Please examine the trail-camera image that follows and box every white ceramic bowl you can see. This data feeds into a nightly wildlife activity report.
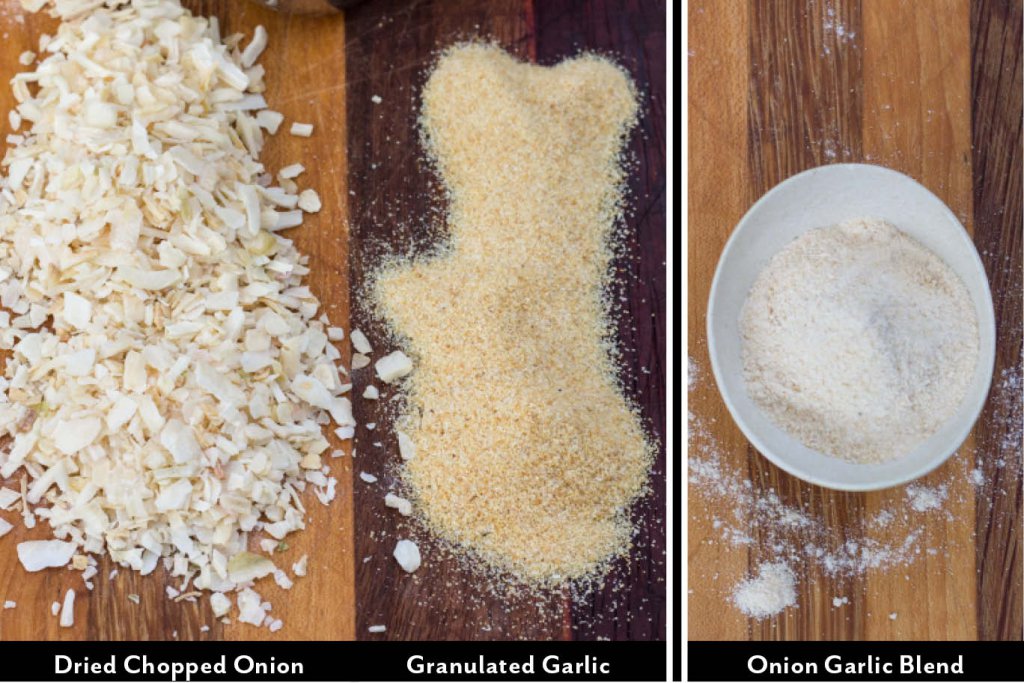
[707,164,996,491]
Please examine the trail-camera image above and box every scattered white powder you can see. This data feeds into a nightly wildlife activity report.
[688,357,699,392]
[731,562,797,619]
[869,510,896,528]
[993,366,1023,453]
[823,6,857,42]
[969,468,985,487]
[690,440,923,577]
[905,484,948,512]
[689,355,1021,620]
[740,218,979,463]
[820,5,857,57]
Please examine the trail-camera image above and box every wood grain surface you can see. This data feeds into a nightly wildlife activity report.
[688,0,1022,641]
[971,0,1024,639]
[0,0,666,641]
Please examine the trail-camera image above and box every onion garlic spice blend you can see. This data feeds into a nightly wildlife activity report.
[373,44,652,583]
[740,218,979,463]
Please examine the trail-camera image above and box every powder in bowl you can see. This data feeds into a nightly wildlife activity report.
[739,218,979,463]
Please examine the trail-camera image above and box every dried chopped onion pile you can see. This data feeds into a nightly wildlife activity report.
[0,0,352,626]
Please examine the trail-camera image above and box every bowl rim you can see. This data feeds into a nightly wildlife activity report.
[705,162,996,492]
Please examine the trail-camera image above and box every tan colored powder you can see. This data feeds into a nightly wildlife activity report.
[374,44,650,583]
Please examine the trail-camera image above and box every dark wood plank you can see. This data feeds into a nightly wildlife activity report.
[970,0,1024,642]
[345,0,570,641]
[530,0,667,642]
[745,0,866,641]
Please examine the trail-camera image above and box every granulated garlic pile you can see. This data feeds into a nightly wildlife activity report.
[0,0,351,628]
[373,45,651,583]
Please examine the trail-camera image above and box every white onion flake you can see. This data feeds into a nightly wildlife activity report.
[396,430,416,461]
[17,540,76,572]
[393,539,421,573]
[0,0,353,630]
[384,493,412,516]
[375,351,414,383]
[227,552,276,585]
[59,589,76,628]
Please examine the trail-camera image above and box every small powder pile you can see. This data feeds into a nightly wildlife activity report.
[732,562,797,619]
[740,218,979,463]
[905,484,948,512]
[373,44,650,582]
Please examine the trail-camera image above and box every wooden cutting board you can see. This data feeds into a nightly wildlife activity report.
[0,0,666,641]
[689,0,1021,641]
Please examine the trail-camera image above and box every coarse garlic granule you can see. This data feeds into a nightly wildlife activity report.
[0,0,351,616]
[374,44,651,583]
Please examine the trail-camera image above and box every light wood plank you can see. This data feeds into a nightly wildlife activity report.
[861,0,977,640]
[210,1,354,642]
[686,0,751,641]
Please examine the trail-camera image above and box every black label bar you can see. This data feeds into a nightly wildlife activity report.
[0,641,667,682]
[688,641,1024,681]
